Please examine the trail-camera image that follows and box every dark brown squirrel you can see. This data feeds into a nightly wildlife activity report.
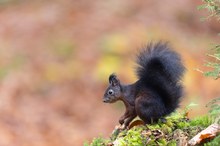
[103,42,185,128]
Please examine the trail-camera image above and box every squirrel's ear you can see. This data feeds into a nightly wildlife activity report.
[109,74,120,86]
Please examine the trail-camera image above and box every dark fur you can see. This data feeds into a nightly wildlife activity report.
[103,42,185,127]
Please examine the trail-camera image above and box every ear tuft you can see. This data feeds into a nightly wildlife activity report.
[109,73,116,83]
[109,73,120,86]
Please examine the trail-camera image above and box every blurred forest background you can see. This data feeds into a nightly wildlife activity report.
[0,0,219,146]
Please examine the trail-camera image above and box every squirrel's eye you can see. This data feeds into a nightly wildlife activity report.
[108,89,114,95]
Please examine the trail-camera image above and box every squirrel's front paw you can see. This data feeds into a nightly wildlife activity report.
[114,124,127,131]
[119,119,124,125]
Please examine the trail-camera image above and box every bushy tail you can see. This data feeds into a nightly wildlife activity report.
[136,42,185,113]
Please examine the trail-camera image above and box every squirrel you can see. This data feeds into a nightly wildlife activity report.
[103,42,185,128]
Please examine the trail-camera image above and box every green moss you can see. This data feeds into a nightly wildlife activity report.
[84,137,107,146]
[146,124,160,130]
[167,140,177,146]
[116,126,147,146]
[161,124,172,134]
[190,115,212,127]
[85,111,219,146]
[157,138,167,145]
[204,134,220,146]
[176,121,190,129]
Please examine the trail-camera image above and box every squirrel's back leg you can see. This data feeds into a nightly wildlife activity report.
[135,95,166,124]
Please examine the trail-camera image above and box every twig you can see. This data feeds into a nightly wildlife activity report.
[195,69,204,74]
[188,123,220,146]
[207,54,220,61]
